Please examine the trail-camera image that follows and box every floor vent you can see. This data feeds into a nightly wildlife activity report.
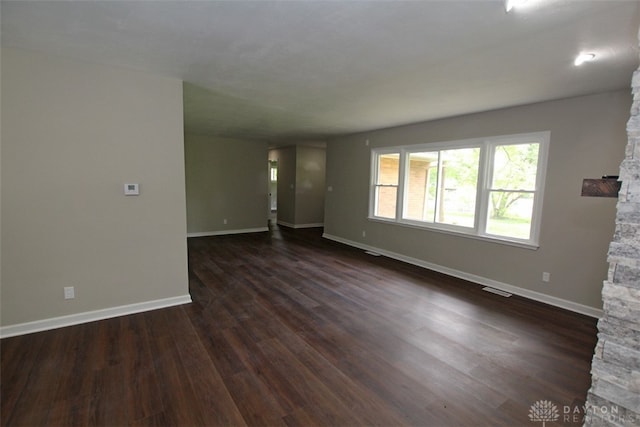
[482,287,512,297]
[365,251,382,257]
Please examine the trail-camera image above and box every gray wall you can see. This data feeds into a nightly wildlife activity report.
[324,90,631,312]
[295,146,326,226]
[185,134,268,235]
[1,48,189,327]
[270,146,297,226]
[270,145,326,227]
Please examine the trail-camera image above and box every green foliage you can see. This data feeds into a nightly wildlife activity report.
[490,143,538,219]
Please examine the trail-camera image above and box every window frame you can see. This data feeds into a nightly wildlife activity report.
[370,148,402,219]
[368,131,550,249]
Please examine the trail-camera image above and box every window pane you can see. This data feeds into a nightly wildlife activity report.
[491,143,539,190]
[486,191,534,239]
[404,152,438,221]
[425,167,438,222]
[377,153,400,185]
[437,148,480,227]
[375,186,397,219]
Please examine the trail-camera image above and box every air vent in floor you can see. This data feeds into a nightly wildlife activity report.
[482,287,512,297]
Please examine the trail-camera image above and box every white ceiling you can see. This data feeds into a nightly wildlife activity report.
[2,1,639,142]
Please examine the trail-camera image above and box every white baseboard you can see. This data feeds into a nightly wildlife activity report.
[277,221,324,229]
[322,233,602,319]
[0,294,192,339]
[187,227,268,237]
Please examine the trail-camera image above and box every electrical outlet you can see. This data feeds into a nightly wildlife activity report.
[542,272,550,283]
[223,219,227,225]
[362,230,366,238]
[64,286,75,300]
[124,183,139,196]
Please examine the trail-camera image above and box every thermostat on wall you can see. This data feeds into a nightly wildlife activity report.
[124,183,140,196]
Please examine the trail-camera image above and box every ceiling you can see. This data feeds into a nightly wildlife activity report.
[2,1,639,143]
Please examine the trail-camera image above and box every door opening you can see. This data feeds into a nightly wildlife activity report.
[269,160,278,221]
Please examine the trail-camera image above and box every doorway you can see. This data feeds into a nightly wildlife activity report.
[269,160,278,222]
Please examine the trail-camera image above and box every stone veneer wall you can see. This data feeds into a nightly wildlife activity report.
[585,36,640,426]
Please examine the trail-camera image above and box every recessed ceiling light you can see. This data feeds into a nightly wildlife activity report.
[505,0,528,12]
[574,53,596,66]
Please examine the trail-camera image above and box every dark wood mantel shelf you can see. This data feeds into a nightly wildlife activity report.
[581,177,621,198]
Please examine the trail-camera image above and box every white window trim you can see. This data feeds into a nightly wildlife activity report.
[370,148,401,219]
[368,131,550,249]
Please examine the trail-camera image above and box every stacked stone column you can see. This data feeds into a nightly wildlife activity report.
[585,32,640,427]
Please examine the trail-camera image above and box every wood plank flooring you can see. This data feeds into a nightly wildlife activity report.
[1,225,598,426]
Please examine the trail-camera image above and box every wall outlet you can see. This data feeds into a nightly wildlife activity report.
[64,286,75,300]
[223,218,227,225]
[542,272,551,282]
[124,183,139,196]
[362,230,366,238]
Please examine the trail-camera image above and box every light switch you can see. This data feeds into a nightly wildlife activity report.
[124,183,139,196]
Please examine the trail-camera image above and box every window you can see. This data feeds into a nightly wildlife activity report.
[372,152,400,219]
[485,143,539,240]
[369,132,549,247]
[403,147,480,228]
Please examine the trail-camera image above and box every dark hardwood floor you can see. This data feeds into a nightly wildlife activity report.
[2,225,598,426]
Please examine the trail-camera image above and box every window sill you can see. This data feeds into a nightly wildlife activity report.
[367,216,540,250]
